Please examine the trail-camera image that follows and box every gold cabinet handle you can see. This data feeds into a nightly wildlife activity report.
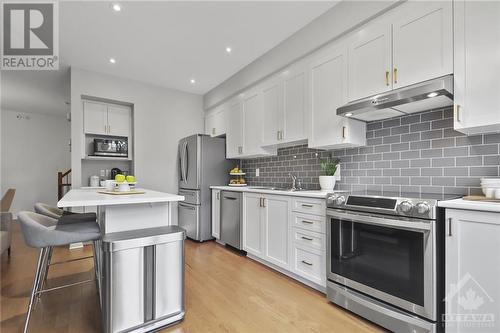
[301,236,313,241]
[301,260,313,266]
[301,220,314,224]
[454,105,462,122]
[385,70,390,86]
[393,68,398,84]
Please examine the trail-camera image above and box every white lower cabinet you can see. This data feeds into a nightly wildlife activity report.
[243,193,265,257]
[243,193,326,290]
[263,195,290,269]
[211,190,221,239]
[445,208,500,333]
[292,244,324,286]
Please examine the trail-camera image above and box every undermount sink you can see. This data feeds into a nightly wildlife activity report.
[248,186,307,192]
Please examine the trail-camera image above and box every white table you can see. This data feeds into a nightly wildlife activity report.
[58,188,184,233]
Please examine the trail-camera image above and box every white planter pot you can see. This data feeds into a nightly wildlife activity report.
[319,176,336,191]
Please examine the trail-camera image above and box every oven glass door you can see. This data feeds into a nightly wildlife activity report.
[329,216,426,307]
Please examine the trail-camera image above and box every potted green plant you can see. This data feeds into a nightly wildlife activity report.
[319,158,340,191]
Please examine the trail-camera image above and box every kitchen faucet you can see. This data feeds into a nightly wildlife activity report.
[289,173,302,191]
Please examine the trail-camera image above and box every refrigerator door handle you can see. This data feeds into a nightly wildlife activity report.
[184,141,189,183]
[179,144,184,182]
[181,141,188,183]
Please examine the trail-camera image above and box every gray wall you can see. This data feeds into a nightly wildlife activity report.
[242,107,500,196]
[1,110,71,216]
[203,1,400,109]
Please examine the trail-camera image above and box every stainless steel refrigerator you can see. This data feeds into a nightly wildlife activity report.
[178,134,234,241]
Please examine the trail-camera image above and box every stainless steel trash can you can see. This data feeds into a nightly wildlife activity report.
[101,226,185,333]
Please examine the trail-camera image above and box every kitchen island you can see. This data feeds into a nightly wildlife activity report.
[58,188,185,333]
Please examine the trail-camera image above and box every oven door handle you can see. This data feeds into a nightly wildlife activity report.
[327,209,431,232]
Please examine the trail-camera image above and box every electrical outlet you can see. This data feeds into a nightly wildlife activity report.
[256,168,260,177]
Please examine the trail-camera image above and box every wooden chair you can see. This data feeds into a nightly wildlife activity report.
[1,188,16,256]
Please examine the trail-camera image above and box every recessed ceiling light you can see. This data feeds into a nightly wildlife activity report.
[345,113,353,117]
[112,3,121,12]
[190,78,196,84]
[109,58,116,64]
[225,47,232,53]
[427,92,439,98]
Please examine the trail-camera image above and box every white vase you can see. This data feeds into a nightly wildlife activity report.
[319,176,336,191]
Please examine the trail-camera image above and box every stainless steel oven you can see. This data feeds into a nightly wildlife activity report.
[325,193,447,333]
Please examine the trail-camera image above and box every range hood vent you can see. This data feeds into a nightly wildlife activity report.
[337,75,453,122]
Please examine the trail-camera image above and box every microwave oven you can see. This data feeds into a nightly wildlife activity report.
[93,138,128,157]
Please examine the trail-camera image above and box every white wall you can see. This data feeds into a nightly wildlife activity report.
[203,0,401,109]
[70,68,204,224]
[1,109,71,216]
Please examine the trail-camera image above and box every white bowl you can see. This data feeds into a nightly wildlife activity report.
[482,188,495,198]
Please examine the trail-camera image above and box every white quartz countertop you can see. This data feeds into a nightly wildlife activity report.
[58,188,185,208]
[210,186,334,199]
[438,198,500,213]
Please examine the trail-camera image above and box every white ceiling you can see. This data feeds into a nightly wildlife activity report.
[2,1,337,116]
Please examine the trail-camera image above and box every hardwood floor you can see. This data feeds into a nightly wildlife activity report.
[1,222,385,333]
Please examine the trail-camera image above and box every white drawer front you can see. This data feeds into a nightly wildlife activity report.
[292,212,325,234]
[292,245,325,285]
[292,197,325,216]
[292,228,325,251]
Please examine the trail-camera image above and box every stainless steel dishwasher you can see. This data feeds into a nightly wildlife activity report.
[220,191,242,249]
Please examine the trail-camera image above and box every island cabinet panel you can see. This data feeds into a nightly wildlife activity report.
[445,209,500,333]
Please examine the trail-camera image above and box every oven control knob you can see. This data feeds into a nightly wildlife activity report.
[399,200,413,214]
[335,196,346,206]
[327,195,336,205]
[415,202,430,215]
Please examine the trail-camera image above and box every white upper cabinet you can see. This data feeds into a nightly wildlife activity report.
[347,0,453,102]
[205,106,226,137]
[309,44,366,149]
[261,64,308,147]
[261,79,282,146]
[107,105,131,137]
[453,0,500,135]
[392,1,453,89]
[83,101,131,137]
[225,99,244,159]
[241,90,276,158]
[242,91,264,156]
[83,101,108,135]
[348,19,392,102]
[282,64,308,144]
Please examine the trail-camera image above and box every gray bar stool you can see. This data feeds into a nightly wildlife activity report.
[34,203,98,293]
[18,211,101,333]
[35,202,96,224]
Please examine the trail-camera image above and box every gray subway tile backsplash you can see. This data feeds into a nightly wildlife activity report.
[241,107,500,196]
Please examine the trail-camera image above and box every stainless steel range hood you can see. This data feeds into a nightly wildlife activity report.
[337,75,453,122]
